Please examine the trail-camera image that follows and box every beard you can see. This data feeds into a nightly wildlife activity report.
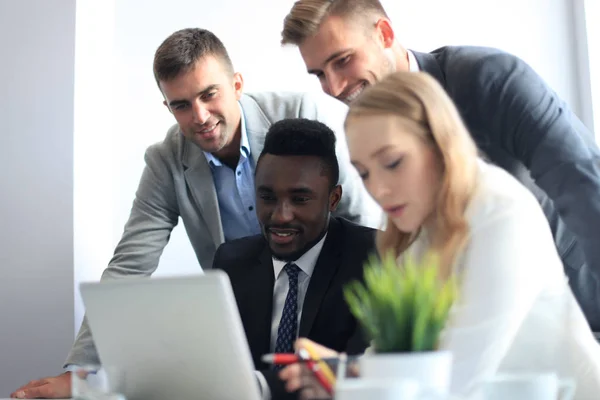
[184,120,230,153]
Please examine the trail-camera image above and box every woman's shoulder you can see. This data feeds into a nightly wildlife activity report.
[466,159,546,231]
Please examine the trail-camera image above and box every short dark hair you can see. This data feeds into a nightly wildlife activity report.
[257,118,340,188]
[153,28,234,85]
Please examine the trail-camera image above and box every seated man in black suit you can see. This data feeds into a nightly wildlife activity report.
[212,118,377,400]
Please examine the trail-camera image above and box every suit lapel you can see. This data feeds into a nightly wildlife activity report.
[411,49,447,88]
[299,218,343,337]
[181,136,224,246]
[239,94,270,169]
[240,244,275,366]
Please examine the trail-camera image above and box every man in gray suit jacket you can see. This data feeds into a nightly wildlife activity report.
[10,28,381,399]
[281,0,600,330]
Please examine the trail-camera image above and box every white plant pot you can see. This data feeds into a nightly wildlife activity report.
[359,350,453,396]
[335,378,421,400]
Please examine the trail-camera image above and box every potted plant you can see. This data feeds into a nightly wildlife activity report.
[343,250,458,395]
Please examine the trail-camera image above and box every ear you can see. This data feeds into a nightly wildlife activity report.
[233,72,244,100]
[163,100,173,114]
[375,18,395,49]
[329,184,343,211]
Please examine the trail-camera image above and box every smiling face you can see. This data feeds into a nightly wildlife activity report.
[255,154,341,261]
[346,114,443,233]
[159,55,243,158]
[298,15,396,104]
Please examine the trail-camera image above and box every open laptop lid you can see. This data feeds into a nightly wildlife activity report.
[79,271,262,400]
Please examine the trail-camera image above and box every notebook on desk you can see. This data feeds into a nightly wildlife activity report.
[79,271,262,400]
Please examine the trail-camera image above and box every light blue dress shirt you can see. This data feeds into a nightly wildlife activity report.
[203,105,261,241]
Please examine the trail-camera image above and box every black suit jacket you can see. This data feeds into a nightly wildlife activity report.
[212,217,376,399]
[413,46,600,330]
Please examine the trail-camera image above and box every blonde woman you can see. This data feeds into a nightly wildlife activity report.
[279,71,600,399]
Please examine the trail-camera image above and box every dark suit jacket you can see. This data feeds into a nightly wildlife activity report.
[413,46,600,329]
[212,217,376,400]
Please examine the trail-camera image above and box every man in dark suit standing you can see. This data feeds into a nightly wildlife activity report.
[212,118,376,400]
[280,0,600,331]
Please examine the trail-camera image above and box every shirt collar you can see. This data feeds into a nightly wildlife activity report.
[407,50,420,72]
[272,233,328,279]
[203,103,249,167]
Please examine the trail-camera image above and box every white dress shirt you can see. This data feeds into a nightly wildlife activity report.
[400,160,600,399]
[407,50,420,72]
[269,234,327,352]
[257,234,327,400]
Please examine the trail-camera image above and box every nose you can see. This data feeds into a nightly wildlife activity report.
[191,100,211,124]
[271,201,294,224]
[323,72,346,98]
[365,176,391,205]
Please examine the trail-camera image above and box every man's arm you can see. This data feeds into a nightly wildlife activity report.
[299,92,383,230]
[470,52,600,324]
[65,142,181,365]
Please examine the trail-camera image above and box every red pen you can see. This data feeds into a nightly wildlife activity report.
[261,353,303,365]
[261,353,353,365]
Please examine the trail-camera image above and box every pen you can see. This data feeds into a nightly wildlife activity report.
[298,348,334,395]
[301,341,337,387]
[261,353,357,365]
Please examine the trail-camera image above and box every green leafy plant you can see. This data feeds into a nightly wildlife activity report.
[344,251,458,353]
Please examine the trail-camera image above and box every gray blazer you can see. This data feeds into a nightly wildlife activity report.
[65,91,382,365]
[414,46,600,329]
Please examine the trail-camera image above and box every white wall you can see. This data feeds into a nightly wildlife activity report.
[0,0,76,395]
[73,0,116,337]
[583,0,600,133]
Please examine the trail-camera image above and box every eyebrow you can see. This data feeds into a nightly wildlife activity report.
[351,145,396,166]
[167,84,219,107]
[307,49,352,75]
[370,145,395,159]
[256,186,315,194]
[289,187,314,195]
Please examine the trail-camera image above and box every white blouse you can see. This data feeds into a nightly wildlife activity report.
[403,160,600,399]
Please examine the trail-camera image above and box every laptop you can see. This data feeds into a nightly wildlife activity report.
[79,271,262,400]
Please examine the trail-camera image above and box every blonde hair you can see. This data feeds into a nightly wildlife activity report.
[345,72,480,279]
[281,0,388,45]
